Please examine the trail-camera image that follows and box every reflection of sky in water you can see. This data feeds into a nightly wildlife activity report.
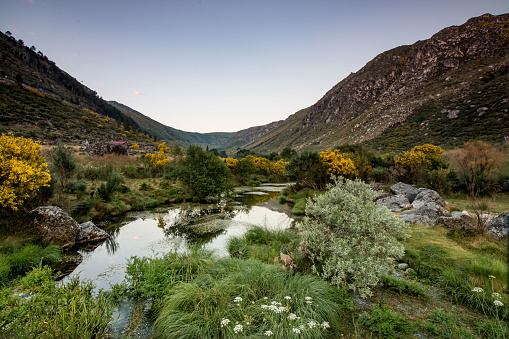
[63,200,292,291]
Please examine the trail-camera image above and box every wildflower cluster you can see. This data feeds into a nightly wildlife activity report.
[224,158,238,169]
[145,142,171,168]
[219,295,332,337]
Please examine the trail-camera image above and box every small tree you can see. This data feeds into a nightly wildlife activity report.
[177,145,233,201]
[51,142,76,194]
[298,177,408,297]
[0,134,51,211]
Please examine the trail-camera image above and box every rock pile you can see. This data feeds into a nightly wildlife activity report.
[377,182,508,239]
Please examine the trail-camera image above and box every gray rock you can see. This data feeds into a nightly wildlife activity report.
[412,188,446,209]
[398,263,409,270]
[377,194,412,211]
[486,212,509,240]
[404,268,415,275]
[390,182,421,203]
[402,202,450,225]
[76,221,109,246]
[447,110,460,119]
[436,216,475,229]
[26,206,79,250]
[400,212,430,226]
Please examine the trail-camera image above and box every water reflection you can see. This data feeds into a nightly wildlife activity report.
[63,187,291,291]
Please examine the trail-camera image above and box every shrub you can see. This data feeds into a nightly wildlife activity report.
[51,142,77,192]
[96,171,123,202]
[298,177,408,297]
[177,145,234,201]
[319,149,358,178]
[452,141,502,196]
[285,152,328,189]
[130,144,140,150]
[0,133,51,210]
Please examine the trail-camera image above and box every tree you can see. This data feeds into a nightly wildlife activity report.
[5,31,12,37]
[286,151,328,189]
[0,134,51,211]
[177,145,233,201]
[298,177,408,297]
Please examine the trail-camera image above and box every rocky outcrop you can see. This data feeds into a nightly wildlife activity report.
[26,206,80,250]
[27,207,109,251]
[412,189,447,209]
[75,221,109,247]
[435,211,476,229]
[401,203,451,225]
[486,212,509,240]
[376,195,412,212]
[389,183,420,203]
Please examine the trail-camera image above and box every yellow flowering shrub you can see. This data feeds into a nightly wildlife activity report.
[157,142,171,154]
[145,150,170,167]
[244,155,287,175]
[395,150,426,168]
[97,124,103,129]
[0,134,51,210]
[396,144,444,169]
[224,158,238,169]
[130,144,140,150]
[319,149,358,177]
[81,116,90,123]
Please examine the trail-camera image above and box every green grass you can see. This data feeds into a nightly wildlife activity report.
[0,265,113,338]
[359,303,416,338]
[444,192,509,214]
[380,275,429,300]
[227,226,301,264]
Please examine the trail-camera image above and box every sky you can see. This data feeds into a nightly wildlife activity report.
[2,0,509,133]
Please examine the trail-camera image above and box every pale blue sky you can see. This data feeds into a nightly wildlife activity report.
[2,0,508,133]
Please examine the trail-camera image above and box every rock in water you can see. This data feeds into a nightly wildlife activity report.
[76,221,109,247]
[27,206,79,250]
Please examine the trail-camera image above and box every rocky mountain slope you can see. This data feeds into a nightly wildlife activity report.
[236,13,509,153]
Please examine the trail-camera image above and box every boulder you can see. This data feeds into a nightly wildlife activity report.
[400,213,430,226]
[75,221,109,247]
[486,212,509,240]
[436,214,475,229]
[377,195,412,211]
[402,202,450,225]
[412,188,446,209]
[390,182,420,203]
[26,206,79,250]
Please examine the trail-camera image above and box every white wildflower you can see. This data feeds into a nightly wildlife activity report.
[288,313,298,320]
[492,292,501,299]
[321,321,330,329]
[494,300,504,307]
[234,324,243,333]
[271,301,282,306]
[292,328,301,334]
[306,300,313,305]
[307,321,317,328]
[261,304,269,309]
[471,287,483,293]
[264,297,269,300]
[285,296,292,300]
[220,318,230,327]
[488,275,496,279]
[234,296,242,303]
[305,296,312,301]
[264,330,273,336]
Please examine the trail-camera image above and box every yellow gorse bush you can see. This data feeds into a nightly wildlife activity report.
[130,144,140,150]
[396,144,444,169]
[0,134,51,210]
[146,143,171,167]
[224,158,238,169]
[244,155,288,174]
[319,149,358,177]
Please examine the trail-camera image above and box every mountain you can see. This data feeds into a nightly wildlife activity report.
[0,31,231,148]
[234,13,509,153]
[108,101,233,149]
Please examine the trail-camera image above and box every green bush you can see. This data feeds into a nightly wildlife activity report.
[96,170,123,202]
[177,145,234,202]
[298,177,408,297]
[380,275,428,300]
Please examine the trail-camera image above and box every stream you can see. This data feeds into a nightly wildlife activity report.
[61,184,293,337]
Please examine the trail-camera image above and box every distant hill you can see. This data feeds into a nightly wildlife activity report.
[231,13,509,153]
[108,101,233,149]
[0,31,232,148]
